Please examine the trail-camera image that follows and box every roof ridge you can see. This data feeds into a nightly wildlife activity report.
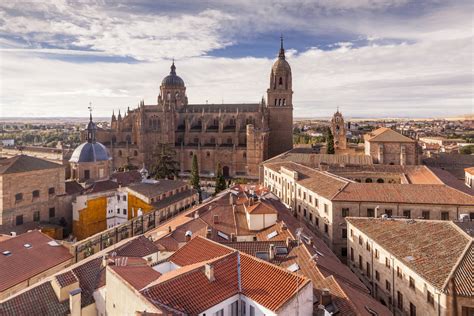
[440,240,473,292]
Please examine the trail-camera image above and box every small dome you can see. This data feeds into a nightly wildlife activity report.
[161,61,185,87]
[70,142,110,163]
[272,58,291,73]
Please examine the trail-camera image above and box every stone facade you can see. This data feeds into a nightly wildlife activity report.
[331,110,347,150]
[364,128,418,165]
[91,40,293,179]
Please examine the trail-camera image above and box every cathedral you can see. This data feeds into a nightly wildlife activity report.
[93,39,293,179]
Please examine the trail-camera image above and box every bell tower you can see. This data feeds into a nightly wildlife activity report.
[267,36,293,158]
[331,108,347,150]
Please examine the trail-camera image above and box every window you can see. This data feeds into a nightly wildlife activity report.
[350,247,354,261]
[441,212,449,220]
[32,190,40,198]
[117,195,120,201]
[403,210,411,218]
[366,262,371,276]
[342,208,349,217]
[375,270,380,281]
[410,302,416,316]
[242,301,246,315]
[341,247,347,257]
[15,193,23,202]
[385,257,390,268]
[303,192,306,200]
[366,242,370,252]
[123,209,126,215]
[375,249,380,259]
[359,255,363,269]
[230,301,238,316]
[397,266,402,278]
[250,306,255,316]
[303,208,307,218]
[33,211,40,222]
[342,229,347,239]
[49,207,55,218]
[16,215,23,226]
[422,210,430,219]
[359,235,363,245]
[324,224,328,234]
[409,276,415,290]
[315,199,319,207]
[397,291,403,310]
[386,280,391,291]
[215,309,224,316]
[122,195,127,201]
[84,169,90,180]
[309,195,312,203]
[324,204,328,214]
[385,209,392,217]
[427,291,434,305]
[315,217,319,227]
[350,229,353,237]
[309,213,313,222]
[367,208,375,217]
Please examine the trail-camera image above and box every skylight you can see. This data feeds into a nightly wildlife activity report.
[217,231,229,240]
[266,231,278,239]
[287,263,299,272]
[2,250,11,256]
[256,252,270,261]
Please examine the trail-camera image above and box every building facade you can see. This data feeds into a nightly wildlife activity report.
[346,218,473,316]
[92,40,293,179]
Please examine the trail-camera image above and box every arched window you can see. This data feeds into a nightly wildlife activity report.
[189,151,193,157]
[206,152,210,157]
[134,150,138,157]
[274,99,277,106]
[243,152,247,158]
[282,99,286,106]
[365,178,373,183]
[377,178,384,183]
[279,77,283,85]
[118,150,122,157]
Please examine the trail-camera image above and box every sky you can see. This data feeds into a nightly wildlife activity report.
[0,0,472,118]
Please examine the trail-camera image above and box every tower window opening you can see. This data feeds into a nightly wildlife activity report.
[279,77,283,85]
[274,99,277,106]
[283,99,286,106]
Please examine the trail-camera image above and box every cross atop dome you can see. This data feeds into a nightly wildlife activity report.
[279,34,285,59]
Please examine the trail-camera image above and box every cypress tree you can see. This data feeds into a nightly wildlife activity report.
[190,154,202,201]
[326,127,335,154]
[214,162,227,194]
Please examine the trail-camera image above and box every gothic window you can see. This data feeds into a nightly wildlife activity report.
[274,99,277,106]
[282,99,286,106]
[279,77,283,85]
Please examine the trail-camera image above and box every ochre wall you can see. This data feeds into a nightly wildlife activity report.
[127,193,153,220]
[73,196,107,240]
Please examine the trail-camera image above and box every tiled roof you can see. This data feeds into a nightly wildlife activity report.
[0,155,63,175]
[114,236,160,258]
[0,230,73,292]
[364,127,415,143]
[142,237,310,314]
[0,282,69,316]
[55,270,78,288]
[346,218,471,290]
[168,235,233,266]
[429,167,474,195]
[69,257,106,307]
[128,180,187,198]
[465,167,474,175]
[111,264,162,290]
[449,242,473,296]
[333,183,474,205]
[83,179,119,194]
[65,180,84,195]
[110,170,142,186]
[265,161,349,199]
[245,200,278,214]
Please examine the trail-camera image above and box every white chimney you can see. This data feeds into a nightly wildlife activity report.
[269,244,275,260]
[69,288,82,316]
[205,264,215,282]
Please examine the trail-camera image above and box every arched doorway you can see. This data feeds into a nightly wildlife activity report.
[222,166,230,178]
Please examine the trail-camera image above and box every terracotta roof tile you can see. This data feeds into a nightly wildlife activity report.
[55,270,78,288]
[0,155,63,175]
[364,127,415,143]
[245,200,278,214]
[449,242,473,296]
[115,236,160,258]
[111,264,161,290]
[168,235,233,266]
[346,218,471,289]
[110,170,142,186]
[0,230,73,292]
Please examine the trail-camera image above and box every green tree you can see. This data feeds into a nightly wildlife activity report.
[326,127,335,154]
[214,162,227,194]
[190,154,202,202]
[150,144,179,179]
[460,145,474,155]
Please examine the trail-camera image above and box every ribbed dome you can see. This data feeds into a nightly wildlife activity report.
[272,58,291,73]
[70,142,110,163]
[161,61,185,87]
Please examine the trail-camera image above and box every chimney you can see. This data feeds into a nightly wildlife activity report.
[229,194,235,205]
[204,263,215,282]
[194,210,199,219]
[206,227,212,238]
[320,288,332,306]
[69,288,82,316]
[101,254,108,268]
[213,215,219,225]
[286,237,292,248]
[185,230,192,242]
[230,233,236,242]
[269,244,275,260]
[281,223,288,230]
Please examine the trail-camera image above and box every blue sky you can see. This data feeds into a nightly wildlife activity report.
[0,0,472,118]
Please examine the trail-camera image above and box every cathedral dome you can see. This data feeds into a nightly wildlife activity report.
[69,142,110,163]
[161,61,185,87]
[271,37,291,74]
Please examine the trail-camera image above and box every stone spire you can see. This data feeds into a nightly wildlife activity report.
[278,35,285,59]
[170,59,176,75]
[112,110,116,121]
[86,103,96,143]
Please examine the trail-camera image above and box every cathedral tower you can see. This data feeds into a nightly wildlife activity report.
[158,61,188,111]
[331,109,347,150]
[266,37,293,158]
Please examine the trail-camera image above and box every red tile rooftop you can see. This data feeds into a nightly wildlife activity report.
[0,230,73,292]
